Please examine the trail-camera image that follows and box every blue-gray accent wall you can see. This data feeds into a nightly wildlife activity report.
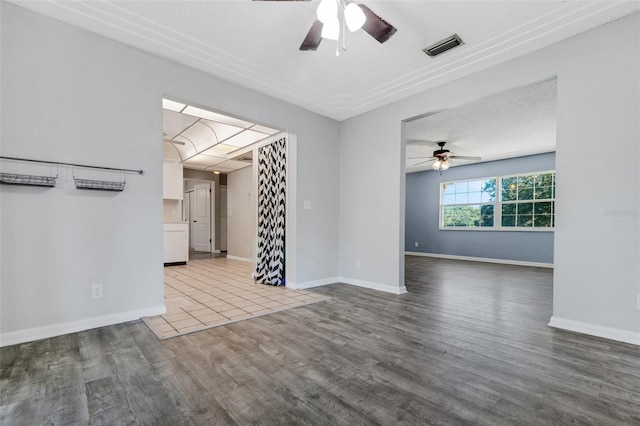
[405,152,556,263]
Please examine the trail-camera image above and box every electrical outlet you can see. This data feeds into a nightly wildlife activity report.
[92,284,103,299]
[356,259,361,269]
[414,242,419,247]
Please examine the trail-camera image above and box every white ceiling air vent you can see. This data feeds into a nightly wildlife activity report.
[423,34,464,57]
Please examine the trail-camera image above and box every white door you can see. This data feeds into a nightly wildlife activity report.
[220,185,227,251]
[192,183,211,252]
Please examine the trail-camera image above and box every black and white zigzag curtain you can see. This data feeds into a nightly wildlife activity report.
[255,137,287,286]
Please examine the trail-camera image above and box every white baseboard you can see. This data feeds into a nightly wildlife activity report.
[288,276,407,295]
[287,276,340,290]
[339,277,408,295]
[0,305,166,348]
[226,255,252,263]
[405,251,553,268]
[548,316,640,346]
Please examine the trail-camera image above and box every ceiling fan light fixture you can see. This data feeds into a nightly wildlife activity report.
[344,2,366,32]
[300,1,396,53]
[321,17,340,40]
[317,0,337,24]
[432,159,450,171]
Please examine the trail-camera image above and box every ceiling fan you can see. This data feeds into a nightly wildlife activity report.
[255,0,397,53]
[409,141,481,172]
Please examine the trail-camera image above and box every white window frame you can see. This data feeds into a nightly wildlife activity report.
[439,177,498,229]
[439,170,556,232]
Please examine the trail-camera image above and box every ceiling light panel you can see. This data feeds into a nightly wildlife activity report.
[182,106,254,129]
[162,98,186,112]
[172,135,198,159]
[213,160,252,171]
[180,122,221,152]
[200,120,245,144]
[200,143,238,157]
[250,124,280,135]
[183,154,227,167]
[162,109,199,139]
[224,130,270,148]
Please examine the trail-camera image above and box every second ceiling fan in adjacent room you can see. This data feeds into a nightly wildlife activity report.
[409,141,481,173]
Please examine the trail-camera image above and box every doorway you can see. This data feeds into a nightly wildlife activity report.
[184,179,216,256]
[161,98,296,289]
[191,183,211,252]
[402,79,557,268]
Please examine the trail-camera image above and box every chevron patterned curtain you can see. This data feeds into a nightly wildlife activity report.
[255,137,287,286]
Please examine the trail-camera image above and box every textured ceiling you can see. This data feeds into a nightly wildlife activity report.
[10,1,640,121]
[405,79,557,173]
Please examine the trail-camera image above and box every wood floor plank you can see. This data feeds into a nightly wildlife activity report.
[1,257,639,424]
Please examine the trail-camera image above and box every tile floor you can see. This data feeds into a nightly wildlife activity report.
[143,258,329,339]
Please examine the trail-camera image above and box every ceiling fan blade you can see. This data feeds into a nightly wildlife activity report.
[408,156,433,159]
[300,20,323,51]
[359,4,397,44]
[452,155,482,160]
[412,159,436,167]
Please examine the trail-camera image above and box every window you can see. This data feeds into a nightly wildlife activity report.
[440,171,555,230]
[501,172,555,228]
[442,179,496,227]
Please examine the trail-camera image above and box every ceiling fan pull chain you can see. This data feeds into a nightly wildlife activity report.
[341,3,347,53]
[336,0,346,56]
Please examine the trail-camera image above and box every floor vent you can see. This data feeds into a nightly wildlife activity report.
[423,34,464,57]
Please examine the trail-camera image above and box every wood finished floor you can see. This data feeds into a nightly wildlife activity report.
[1,257,639,425]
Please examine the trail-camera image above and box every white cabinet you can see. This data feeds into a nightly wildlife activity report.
[163,161,183,200]
[164,223,188,264]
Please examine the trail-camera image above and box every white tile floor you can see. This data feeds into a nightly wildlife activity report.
[143,258,329,339]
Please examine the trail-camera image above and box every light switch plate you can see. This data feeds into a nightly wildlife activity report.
[304,200,311,210]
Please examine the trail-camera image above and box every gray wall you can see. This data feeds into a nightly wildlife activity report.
[405,153,555,263]
[2,2,638,345]
[339,13,639,340]
[183,168,227,186]
[0,3,339,344]
[226,166,255,261]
